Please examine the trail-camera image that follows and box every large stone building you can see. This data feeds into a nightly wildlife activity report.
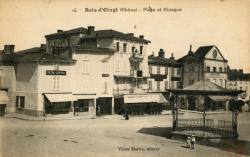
[0,26,166,117]
[178,45,228,88]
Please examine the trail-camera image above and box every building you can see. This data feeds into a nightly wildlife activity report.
[148,49,183,93]
[177,45,229,111]
[1,26,162,116]
[178,45,228,88]
[228,69,250,104]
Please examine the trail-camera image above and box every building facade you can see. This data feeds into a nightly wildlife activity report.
[148,49,182,93]
[178,45,228,88]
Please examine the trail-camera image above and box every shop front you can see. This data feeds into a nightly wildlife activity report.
[44,93,74,114]
[96,97,112,115]
[115,93,168,115]
[73,94,96,115]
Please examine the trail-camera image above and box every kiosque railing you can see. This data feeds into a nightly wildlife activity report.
[176,118,236,137]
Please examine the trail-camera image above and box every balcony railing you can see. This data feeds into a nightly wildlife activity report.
[113,88,148,95]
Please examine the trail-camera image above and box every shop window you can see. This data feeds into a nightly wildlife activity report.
[123,43,127,52]
[149,81,152,90]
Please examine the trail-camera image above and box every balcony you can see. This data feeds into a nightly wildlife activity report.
[130,70,143,78]
[129,52,143,62]
[113,88,148,95]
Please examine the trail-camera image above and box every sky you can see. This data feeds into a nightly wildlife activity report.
[0,0,250,72]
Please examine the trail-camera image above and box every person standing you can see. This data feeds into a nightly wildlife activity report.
[191,135,196,149]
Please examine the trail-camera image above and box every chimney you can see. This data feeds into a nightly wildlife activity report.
[170,53,175,60]
[4,45,15,54]
[188,44,193,55]
[139,35,144,39]
[127,33,134,36]
[87,26,95,34]
[57,30,64,33]
[158,49,165,58]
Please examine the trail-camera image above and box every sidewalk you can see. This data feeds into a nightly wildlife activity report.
[3,110,174,121]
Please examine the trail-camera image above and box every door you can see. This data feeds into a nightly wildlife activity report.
[96,97,112,115]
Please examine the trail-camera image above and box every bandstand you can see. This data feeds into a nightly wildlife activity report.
[168,80,244,139]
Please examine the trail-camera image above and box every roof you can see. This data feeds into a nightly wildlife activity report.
[0,46,75,64]
[74,46,115,53]
[45,27,150,43]
[148,55,182,67]
[178,45,227,63]
[45,27,88,38]
[168,80,244,96]
[228,69,250,81]
[83,29,150,43]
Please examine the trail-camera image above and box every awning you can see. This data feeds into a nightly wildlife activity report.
[45,93,74,103]
[209,95,233,102]
[0,90,9,104]
[73,94,96,100]
[124,94,168,104]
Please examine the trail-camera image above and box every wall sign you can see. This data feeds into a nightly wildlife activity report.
[46,70,66,75]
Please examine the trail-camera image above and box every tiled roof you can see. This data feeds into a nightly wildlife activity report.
[148,56,182,67]
[45,27,88,38]
[0,46,75,64]
[228,69,250,81]
[83,29,150,43]
[74,46,114,53]
[193,45,214,58]
[45,27,150,43]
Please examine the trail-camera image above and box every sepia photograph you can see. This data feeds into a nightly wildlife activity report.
[0,0,250,157]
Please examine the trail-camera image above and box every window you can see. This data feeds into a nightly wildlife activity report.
[123,43,127,52]
[165,67,168,75]
[189,65,194,72]
[157,81,160,90]
[140,46,143,54]
[206,66,210,72]
[82,61,89,74]
[53,76,60,90]
[132,46,135,53]
[213,67,217,72]
[213,79,217,84]
[149,81,152,90]
[165,81,168,90]
[149,66,152,74]
[0,76,2,87]
[116,42,120,51]
[189,79,194,85]
[219,67,223,72]
[177,68,181,75]
[157,66,160,74]
[103,62,108,74]
[104,82,108,94]
[16,96,25,108]
[224,67,227,73]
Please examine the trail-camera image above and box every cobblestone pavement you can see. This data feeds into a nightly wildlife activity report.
[0,112,250,157]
